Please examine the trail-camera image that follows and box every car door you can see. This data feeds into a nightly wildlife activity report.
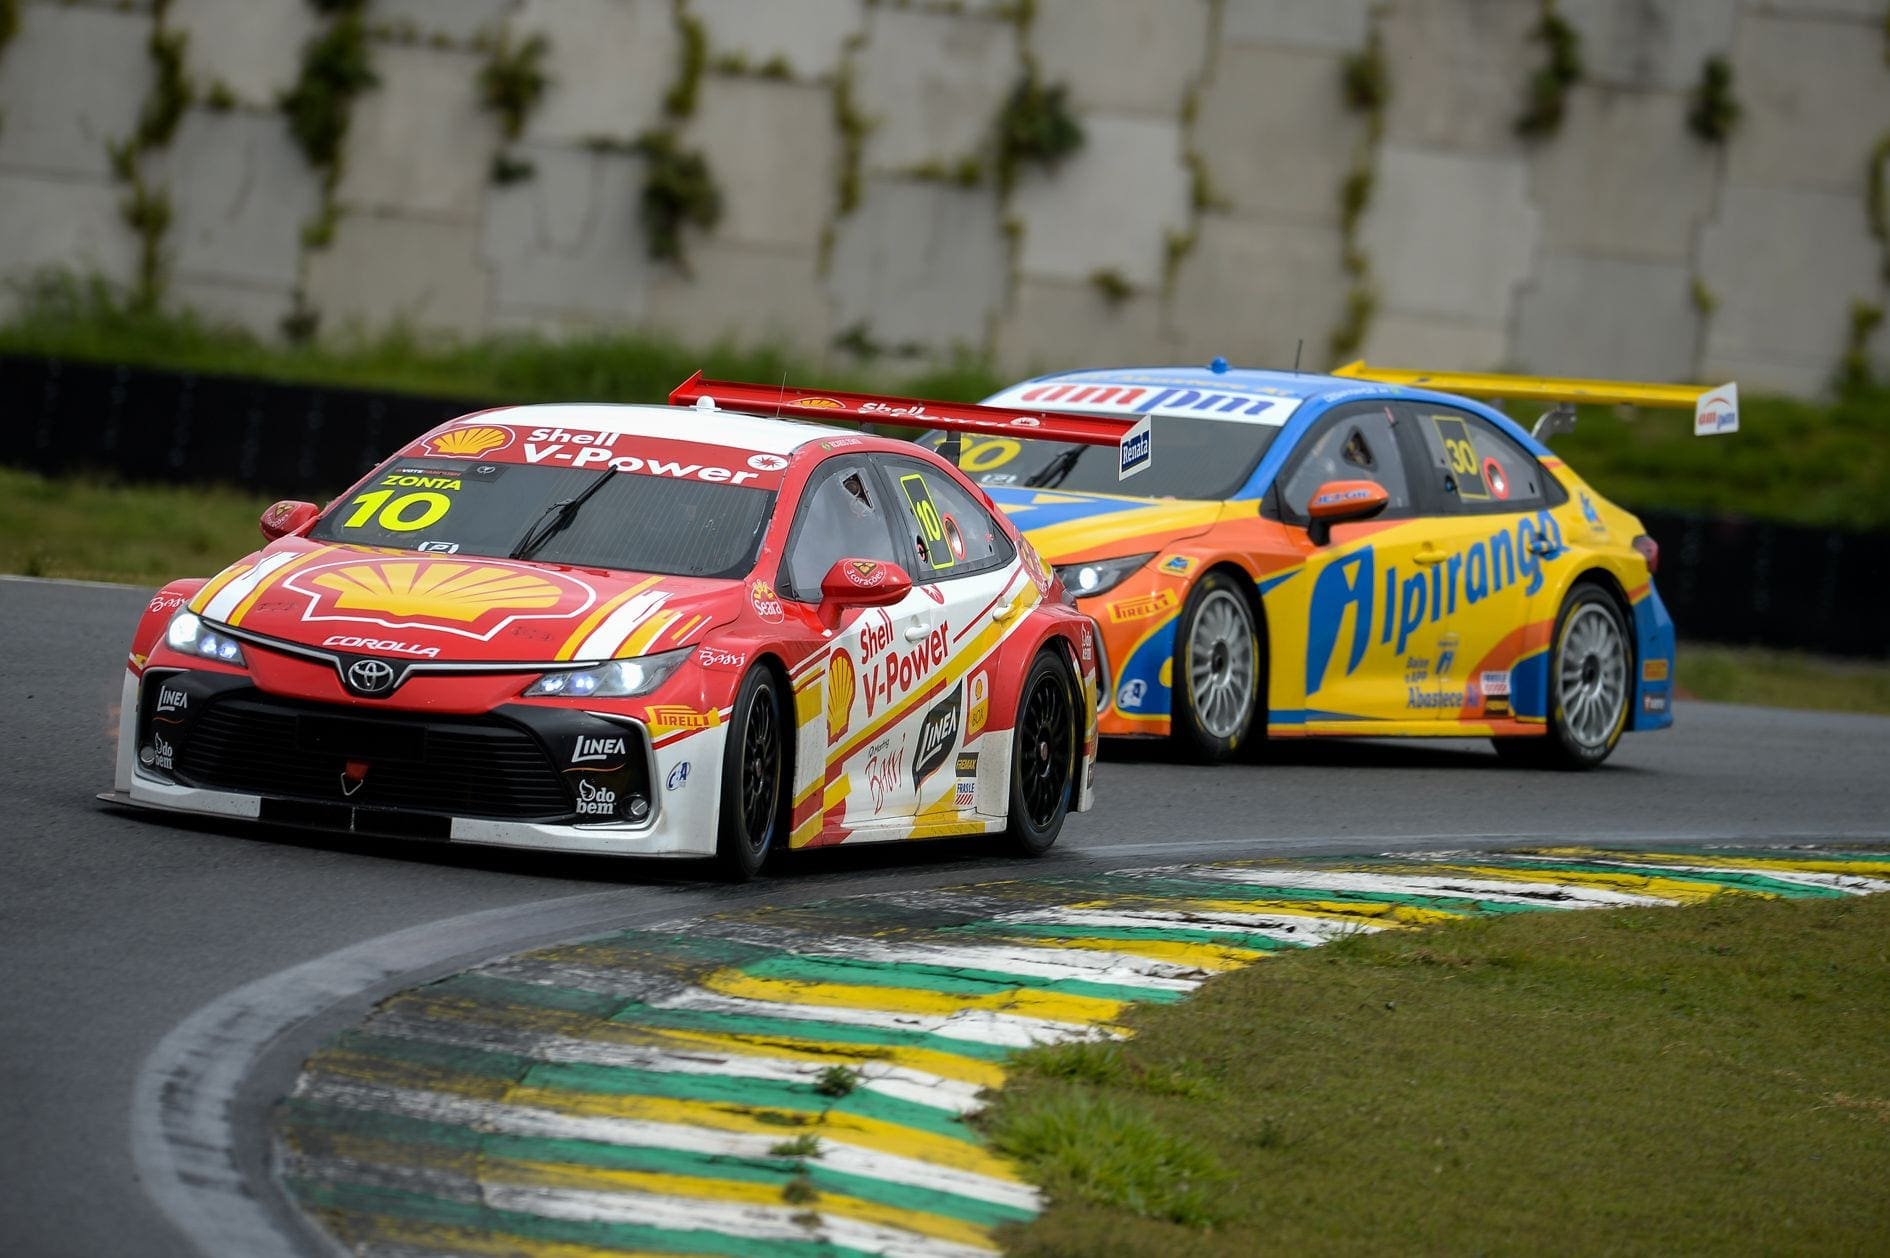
[1273,400,1436,726]
[1396,401,1565,722]
[776,457,929,828]
[871,453,1021,822]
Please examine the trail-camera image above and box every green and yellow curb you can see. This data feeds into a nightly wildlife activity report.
[274,846,1890,1256]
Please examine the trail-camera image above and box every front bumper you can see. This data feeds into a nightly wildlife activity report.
[114,668,725,857]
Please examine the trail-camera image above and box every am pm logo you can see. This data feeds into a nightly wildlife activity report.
[280,556,592,640]
[1694,383,1739,437]
[827,648,856,744]
[426,425,514,458]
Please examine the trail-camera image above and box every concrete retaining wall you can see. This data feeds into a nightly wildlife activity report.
[0,0,1884,395]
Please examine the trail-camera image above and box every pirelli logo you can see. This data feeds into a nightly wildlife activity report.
[646,705,718,732]
[1108,588,1178,623]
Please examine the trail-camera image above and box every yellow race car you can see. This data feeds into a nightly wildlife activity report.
[675,362,1734,771]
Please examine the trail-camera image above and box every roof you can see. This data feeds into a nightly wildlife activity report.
[982,362,1333,426]
[462,402,846,457]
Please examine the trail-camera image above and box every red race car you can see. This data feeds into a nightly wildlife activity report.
[108,398,1103,878]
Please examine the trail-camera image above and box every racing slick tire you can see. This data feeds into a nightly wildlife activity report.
[714,666,789,880]
[1494,582,1632,771]
[1003,650,1080,857]
[1172,571,1262,763]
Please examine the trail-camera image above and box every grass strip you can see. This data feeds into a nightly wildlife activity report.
[981,891,1890,1255]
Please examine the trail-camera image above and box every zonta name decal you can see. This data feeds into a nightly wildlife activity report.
[1304,510,1564,696]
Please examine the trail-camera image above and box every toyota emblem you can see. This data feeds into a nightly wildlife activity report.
[346,658,397,695]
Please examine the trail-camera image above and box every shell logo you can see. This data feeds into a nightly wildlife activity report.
[793,397,843,409]
[827,648,855,744]
[427,425,513,458]
[310,562,563,622]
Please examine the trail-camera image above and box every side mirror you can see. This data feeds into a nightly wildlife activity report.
[1306,480,1389,546]
[819,558,912,614]
[260,500,320,542]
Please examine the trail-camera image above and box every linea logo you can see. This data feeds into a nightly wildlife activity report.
[913,680,963,788]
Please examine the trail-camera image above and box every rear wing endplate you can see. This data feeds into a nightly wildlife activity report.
[669,373,1154,479]
[1333,361,1739,440]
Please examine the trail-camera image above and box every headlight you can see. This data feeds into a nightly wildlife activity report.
[165,611,247,666]
[1053,553,1154,599]
[524,646,693,699]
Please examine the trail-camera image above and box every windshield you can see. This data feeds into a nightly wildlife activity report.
[918,423,1280,499]
[309,457,775,578]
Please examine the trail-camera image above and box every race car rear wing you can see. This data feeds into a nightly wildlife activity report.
[1333,361,1739,441]
[669,372,1154,479]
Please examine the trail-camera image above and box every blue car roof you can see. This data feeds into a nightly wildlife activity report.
[992,361,1557,500]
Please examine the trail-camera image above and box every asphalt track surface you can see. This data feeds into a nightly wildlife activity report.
[3,574,1887,1258]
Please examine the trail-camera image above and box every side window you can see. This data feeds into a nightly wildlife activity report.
[1407,404,1551,513]
[1278,404,1414,520]
[877,455,1015,581]
[781,460,904,600]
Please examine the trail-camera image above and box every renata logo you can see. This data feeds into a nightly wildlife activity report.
[280,557,594,641]
[323,634,441,658]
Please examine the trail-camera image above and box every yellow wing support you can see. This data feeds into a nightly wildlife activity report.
[1333,361,1711,410]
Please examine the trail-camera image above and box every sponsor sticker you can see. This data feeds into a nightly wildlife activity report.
[1436,633,1459,678]
[571,734,628,766]
[827,648,856,744]
[953,754,978,810]
[865,735,905,814]
[426,425,514,459]
[794,397,843,410]
[1480,670,1511,697]
[697,646,745,669]
[1160,555,1195,575]
[913,681,963,788]
[1119,678,1148,709]
[156,685,189,717]
[646,705,718,732]
[1108,588,1178,623]
[967,670,990,739]
[843,559,885,588]
[747,453,790,472]
[1694,383,1739,436]
[147,592,189,615]
[1642,659,1670,682]
[1118,415,1152,480]
[1643,692,1670,714]
[751,579,783,623]
[665,761,691,791]
[324,634,440,658]
[575,778,619,817]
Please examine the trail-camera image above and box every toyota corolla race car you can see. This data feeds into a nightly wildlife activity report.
[676,361,1734,771]
[108,401,1099,878]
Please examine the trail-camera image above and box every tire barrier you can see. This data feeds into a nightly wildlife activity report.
[3,352,1882,658]
[274,847,1889,1256]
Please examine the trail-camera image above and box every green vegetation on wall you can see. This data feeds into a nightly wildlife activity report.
[629,130,722,266]
[1515,4,1582,139]
[994,70,1083,193]
[1330,18,1387,363]
[663,0,707,119]
[0,0,17,56]
[478,30,550,142]
[1686,55,1740,143]
[281,5,377,171]
[110,1,192,312]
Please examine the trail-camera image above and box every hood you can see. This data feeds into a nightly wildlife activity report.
[983,486,1229,563]
[186,539,741,663]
